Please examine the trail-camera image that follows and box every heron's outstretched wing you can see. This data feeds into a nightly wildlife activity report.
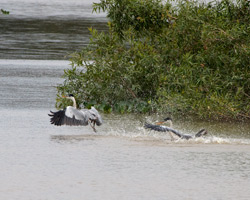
[144,123,193,139]
[194,129,207,137]
[48,106,89,126]
[144,123,182,136]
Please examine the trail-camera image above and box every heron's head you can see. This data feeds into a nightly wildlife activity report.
[62,94,75,100]
[156,117,172,125]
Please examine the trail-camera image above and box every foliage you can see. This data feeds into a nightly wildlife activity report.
[92,0,172,39]
[1,9,10,15]
[57,0,250,120]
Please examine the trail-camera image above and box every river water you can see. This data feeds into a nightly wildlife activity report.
[1,1,250,200]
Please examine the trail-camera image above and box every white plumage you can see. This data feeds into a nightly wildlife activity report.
[49,94,102,132]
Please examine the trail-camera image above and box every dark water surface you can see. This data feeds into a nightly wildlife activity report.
[1,1,250,200]
[0,0,107,59]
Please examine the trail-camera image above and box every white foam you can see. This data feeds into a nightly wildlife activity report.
[103,125,250,145]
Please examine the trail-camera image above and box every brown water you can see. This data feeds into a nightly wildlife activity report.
[1,0,250,199]
[1,59,250,200]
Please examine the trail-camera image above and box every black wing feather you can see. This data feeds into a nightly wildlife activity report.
[144,122,192,139]
[48,110,87,126]
[194,129,207,137]
[144,123,170,132]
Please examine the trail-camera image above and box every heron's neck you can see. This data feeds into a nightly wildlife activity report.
[169,120,173,128]
[71,97,77,108]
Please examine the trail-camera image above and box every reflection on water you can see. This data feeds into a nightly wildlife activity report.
[0,0,107,60]
[0,18,108,60]
[51,134,106,142]
[0,59,69,108]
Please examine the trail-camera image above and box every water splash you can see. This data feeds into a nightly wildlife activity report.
[172,136,250,145]
[99,113,250,145]
[101,123,250,145]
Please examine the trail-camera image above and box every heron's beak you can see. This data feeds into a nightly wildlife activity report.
[156,121,164,125]
[62,95,67,98]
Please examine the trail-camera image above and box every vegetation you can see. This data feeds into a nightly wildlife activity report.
[1,9,10,15]
[57,0,250,120]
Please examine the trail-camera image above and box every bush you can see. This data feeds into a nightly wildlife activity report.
[57,0,250,120]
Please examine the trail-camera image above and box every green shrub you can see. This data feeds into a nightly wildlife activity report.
[57,0,250,120]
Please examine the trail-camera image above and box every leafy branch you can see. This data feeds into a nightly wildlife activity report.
[1,9,10,15]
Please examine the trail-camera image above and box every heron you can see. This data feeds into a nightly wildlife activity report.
[144,118,207,140]
[48,94,103,132]
[155,117,175,140]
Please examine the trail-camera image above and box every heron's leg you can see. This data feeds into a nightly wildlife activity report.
[89,120,97,132]
[169,131,175,141]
